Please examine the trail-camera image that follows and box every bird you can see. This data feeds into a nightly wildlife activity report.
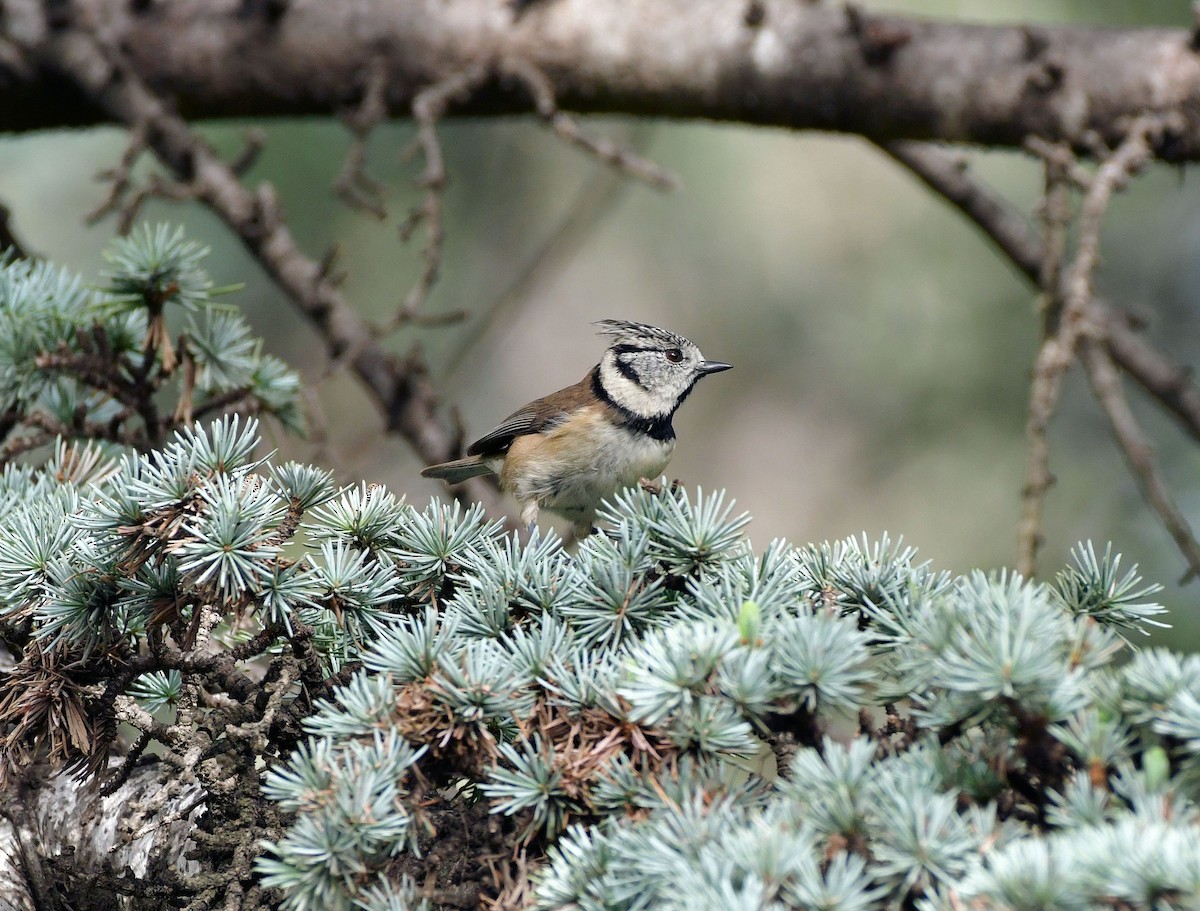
[421,319,732,537]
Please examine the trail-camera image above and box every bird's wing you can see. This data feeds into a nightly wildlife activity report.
[466,372,594,457]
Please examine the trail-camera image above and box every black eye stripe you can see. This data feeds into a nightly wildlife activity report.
[613,343,687,360]
[614,355,645,388]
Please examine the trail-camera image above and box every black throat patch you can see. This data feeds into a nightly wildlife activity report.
[591,369,676,443]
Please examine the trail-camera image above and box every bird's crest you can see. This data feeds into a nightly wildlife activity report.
[593,319,689,349]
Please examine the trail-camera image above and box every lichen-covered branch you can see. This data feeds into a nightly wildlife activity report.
[2,2,1200,160]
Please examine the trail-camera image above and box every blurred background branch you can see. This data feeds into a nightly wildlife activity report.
[0,201,32,260]
[881,127,1200,580]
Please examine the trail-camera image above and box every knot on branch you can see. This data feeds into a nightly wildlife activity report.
[844,4,912,66]
[1025,57,1065,95]
[743,0,766,28]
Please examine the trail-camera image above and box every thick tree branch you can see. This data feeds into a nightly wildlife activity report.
[2,762,199,903]
[3,2,1200,159]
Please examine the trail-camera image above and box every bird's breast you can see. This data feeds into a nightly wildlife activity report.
[501,406,676,505]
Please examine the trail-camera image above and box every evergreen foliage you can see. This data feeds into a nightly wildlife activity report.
[0,223,301,459]
[0,231,1198,910]
[247,488,1200,910]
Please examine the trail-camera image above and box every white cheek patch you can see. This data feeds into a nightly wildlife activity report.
[600,359,672,417]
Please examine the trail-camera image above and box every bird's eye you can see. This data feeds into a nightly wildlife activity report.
[665,348,683,363]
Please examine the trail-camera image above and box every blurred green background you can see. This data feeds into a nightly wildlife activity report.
[1,0,1198,644]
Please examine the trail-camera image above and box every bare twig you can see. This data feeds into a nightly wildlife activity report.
[86,124,149,225]
[334,59,390,219]
[320,65,486,373]
[229,129,267,177]
[1033,149,1073,335]
[0,430,55,464]
[1081,338,1200,581]
[882,127,1200,579]
[41,29,508,518]
[191,388,256,423]
[1105,315,1200,444]
[1017,153,1074,577]
[35,338,165,445]
[500,57,680,191]
[1059,120,1158,325]
[383,57,674,342]
[1024,136,1095,192]
[99,730,151,798]
[880,142,1043,279]
[1016,117,1159,575]
[391,63,492,326]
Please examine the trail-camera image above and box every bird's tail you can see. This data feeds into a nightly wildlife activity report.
[421,456,495,484]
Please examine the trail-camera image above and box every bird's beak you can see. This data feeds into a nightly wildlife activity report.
[699,360,733,375]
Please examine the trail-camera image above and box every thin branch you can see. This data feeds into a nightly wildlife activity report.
[191,388,257,423]
[1024,136,1096,193]
[391,63,492,327]
[0,430,54,464]
[390,60,672,354]
[334,59,390,220]
[99,730,151,798]
[1017,154,1074,578]
[321,65,485,372]
[1105,314,1200,443]
[229,128,267,177]
[500,57,680,191]
[85,124,148,226]
[881,139,1200,447]
[34,325,167,446]
[1081,338,1200,581]
[880,142,1043,279]
[122,175,199,237]
[38,29,508,518]
[1059,120,1158,326]
[882,126,1196,579]
[1017,118,1158,576]
[1032,145,1073,337]
[35,345,160,422]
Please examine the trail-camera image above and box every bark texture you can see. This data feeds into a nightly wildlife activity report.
[2,1,1200,158]
[0,763,198,911]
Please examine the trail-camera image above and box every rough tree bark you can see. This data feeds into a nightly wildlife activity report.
[1,1,1199,157]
